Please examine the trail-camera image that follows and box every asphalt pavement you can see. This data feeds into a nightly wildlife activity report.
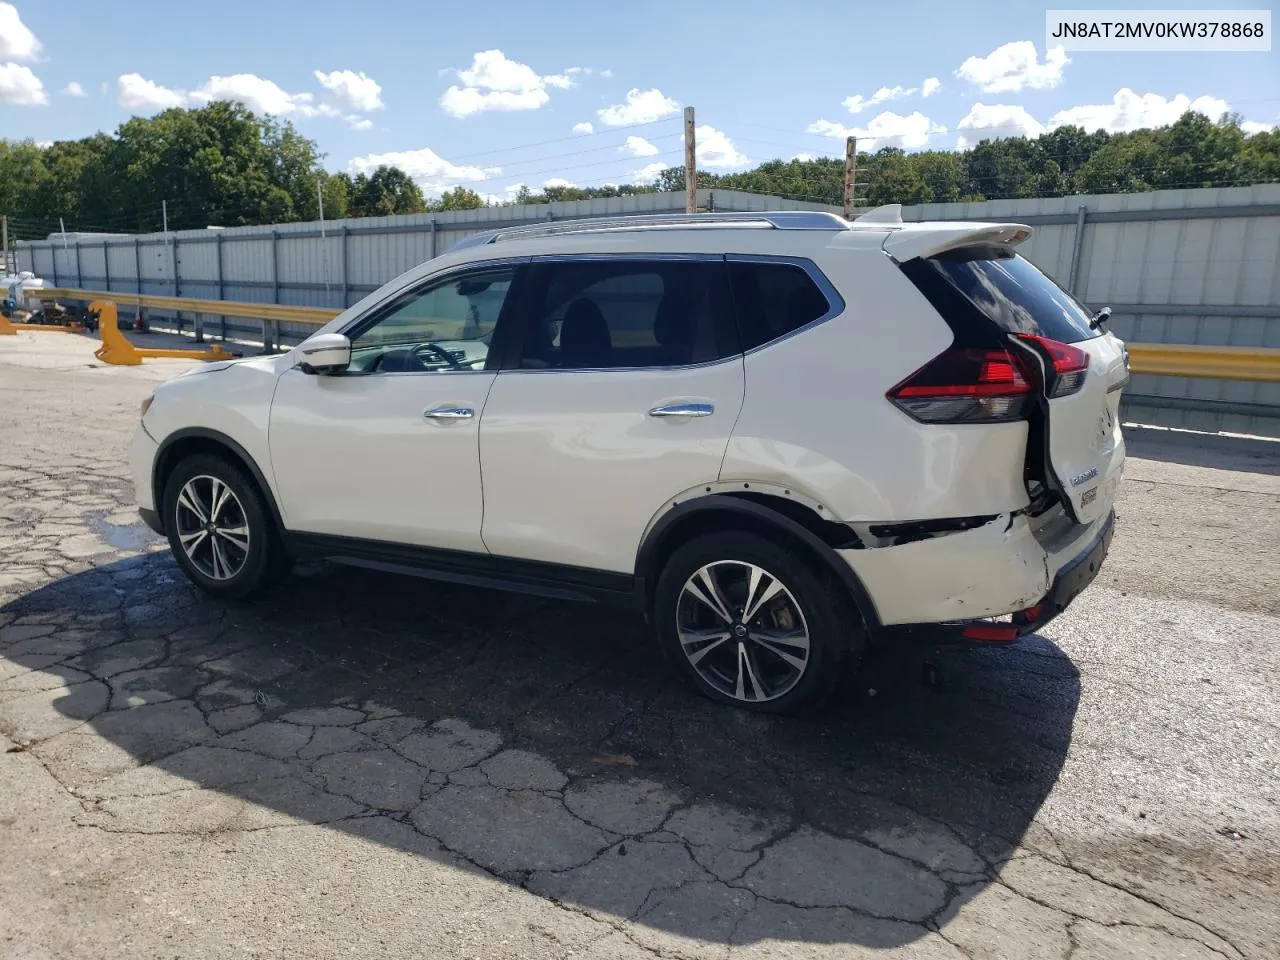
[1,330,1277,959]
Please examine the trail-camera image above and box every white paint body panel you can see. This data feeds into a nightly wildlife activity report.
[479,361,745,571]
[268,368,494,551]
[133,355,289,513]
[128,425,159,511]
[721,236,1032,522]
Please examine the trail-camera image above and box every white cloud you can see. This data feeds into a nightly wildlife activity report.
[0,3,40,62]
[441,84,547,117]
[543,177,576,188]
[807,111,945,150]
[921,77,941,98]
[118,73,186,111]
[1048,88,1229,133]
[792,153,815,162]
[191,74,314,116]
[956,41,1069,93]
[598,87,679,126]
[313,69,383,111]
[572,121,594,135]
[439,49,573,118]
[632,161,669,183]
[349,147,500,197]
[117,69,382,124]
[0,61,44,105]
[60,80,85,97]
[843,85,915,115]
[696,125,748,168]
[1241,120,1274,135]
[623,135,659,157]
[956,103,1046,147]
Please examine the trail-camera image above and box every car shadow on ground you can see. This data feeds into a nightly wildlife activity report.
[2,552,1081,950]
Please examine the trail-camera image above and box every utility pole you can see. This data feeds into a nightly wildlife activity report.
[317,177,330,301]
[843,136,858,220]
[2,215,8,274]
[161,199,168,234]
[684,106,697,214]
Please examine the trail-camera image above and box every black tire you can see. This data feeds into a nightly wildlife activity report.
[161,453,289,600]
[653,531,864,715]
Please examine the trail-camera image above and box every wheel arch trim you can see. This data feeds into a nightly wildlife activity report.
[152,428,286,537]
[635,493,882,629]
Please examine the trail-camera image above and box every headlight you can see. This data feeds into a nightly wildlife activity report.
[140,394,154,418]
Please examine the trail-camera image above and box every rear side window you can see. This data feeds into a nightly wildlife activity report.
[519,259,738,370]
[728,261,833,351]
[919,246,1100,344]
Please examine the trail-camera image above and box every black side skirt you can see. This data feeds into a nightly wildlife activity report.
[285,532,643,610]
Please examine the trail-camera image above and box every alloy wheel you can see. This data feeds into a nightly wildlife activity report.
[676,560,811,703]
[173,474,251,581]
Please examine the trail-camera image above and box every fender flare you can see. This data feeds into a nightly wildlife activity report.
[635,494,882,629]
[152,427,287,536]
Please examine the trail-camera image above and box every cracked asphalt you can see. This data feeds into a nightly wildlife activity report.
[1,333,1278,959]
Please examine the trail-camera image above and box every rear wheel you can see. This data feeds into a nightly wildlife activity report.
[162,454,288,599]
[653,531,862,714]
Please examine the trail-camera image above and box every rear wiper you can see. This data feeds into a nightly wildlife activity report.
[1089,306,1112,330]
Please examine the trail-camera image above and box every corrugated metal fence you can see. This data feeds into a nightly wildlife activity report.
[17,184,1280,435]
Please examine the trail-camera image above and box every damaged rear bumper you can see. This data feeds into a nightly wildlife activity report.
[879,509,1116,645]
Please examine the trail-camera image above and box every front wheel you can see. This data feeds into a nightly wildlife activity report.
[653,531,862,715]
[161,454,287,600]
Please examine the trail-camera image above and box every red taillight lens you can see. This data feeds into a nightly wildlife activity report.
[887,346,1033,423]
[1016,334,1089,397]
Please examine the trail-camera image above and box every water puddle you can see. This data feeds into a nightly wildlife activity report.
[86,510,161,552]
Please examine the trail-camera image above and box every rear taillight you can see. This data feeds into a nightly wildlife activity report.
[887,346,1033,423]
[1016,334,1089,397]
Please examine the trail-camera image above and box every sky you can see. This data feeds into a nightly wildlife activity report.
[2,0,1277,202]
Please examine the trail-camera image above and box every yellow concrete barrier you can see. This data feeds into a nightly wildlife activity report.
[89,301,234,366]
[0,314,83,335]
[1126,343,1280,383]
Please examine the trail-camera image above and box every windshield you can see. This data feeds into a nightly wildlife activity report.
[923,246,1100,344]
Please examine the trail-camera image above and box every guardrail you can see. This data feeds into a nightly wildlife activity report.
[1125,343,1280,383]
[23,287,1280,383]
[31,287,338,326]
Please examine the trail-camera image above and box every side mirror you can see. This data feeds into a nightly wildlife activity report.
[296,333,351,375]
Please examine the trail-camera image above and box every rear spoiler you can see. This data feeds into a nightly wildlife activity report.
[882,222,1033,262]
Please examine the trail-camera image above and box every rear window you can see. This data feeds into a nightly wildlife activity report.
[921,246,1100,344]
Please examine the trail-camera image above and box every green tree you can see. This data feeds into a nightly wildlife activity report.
[434,186,485,211]
[347,166,427,217]
[3,107,1275,238]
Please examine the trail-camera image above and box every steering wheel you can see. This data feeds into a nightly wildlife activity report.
[412,342,466,371]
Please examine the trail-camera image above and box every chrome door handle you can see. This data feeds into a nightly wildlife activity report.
[648,403,713,418]
[423,406,474,420]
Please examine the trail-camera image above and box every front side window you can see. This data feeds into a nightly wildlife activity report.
[347,266,516,373]
[518,259,737,370]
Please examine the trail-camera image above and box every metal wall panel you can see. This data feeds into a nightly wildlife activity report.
[15,185,1279,433]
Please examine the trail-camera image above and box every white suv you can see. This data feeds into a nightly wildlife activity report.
[129,208,1127,714]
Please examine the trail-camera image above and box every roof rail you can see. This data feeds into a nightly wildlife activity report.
[448,210,851,252]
